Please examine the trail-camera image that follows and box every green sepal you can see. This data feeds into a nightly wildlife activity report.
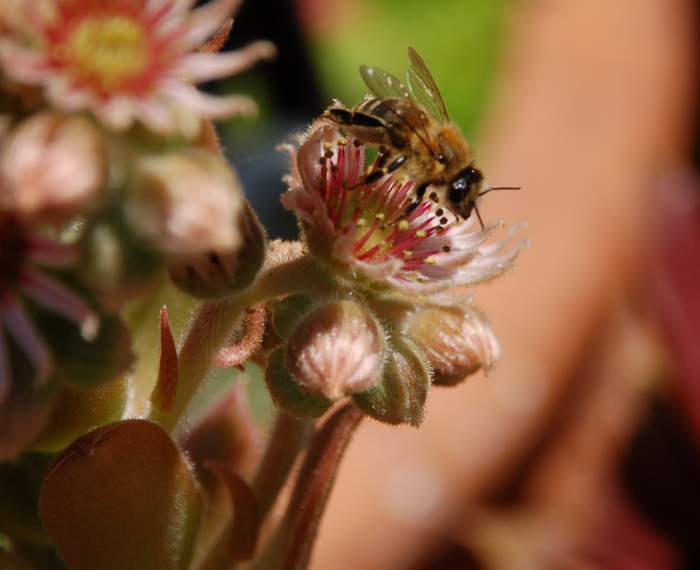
[353,335,431,426]
[168,202,265,299]
[271,293,313,339]
[265,348,332,418]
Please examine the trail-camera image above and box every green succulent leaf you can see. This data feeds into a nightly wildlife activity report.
[30,380,128,453]
[39,419,202,570]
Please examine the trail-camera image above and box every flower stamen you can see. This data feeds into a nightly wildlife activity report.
[60,16,150,94]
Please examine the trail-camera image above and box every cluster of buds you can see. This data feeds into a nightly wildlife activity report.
[0,0,273,458]
[267,123,526,425]
[0,2,526,567]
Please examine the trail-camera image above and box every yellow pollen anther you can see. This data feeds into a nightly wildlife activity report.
[398,220,409,230]
[357,218,367,227]
[426,256,438,264]
[416,230,427,238]
[403,250,413,258]
[64,16,149,91]
[375,213,385,220]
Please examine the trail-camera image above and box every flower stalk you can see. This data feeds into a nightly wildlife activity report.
[279,404,364,570]
[150,255,334,432]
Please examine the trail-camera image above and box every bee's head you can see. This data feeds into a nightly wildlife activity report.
[447,166,483,205]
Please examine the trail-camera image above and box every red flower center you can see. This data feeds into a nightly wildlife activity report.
[45,4,177,97]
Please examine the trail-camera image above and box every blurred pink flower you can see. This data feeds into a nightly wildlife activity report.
[0,0,275,135]
[282,123,525,294]
[0,214,97,405]
[652,171,700,446]
[0,111,106,225]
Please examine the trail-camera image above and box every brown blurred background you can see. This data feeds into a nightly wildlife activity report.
[214,0,700,567]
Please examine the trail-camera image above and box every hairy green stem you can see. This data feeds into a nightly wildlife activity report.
[253,404,363,570]
[151,256,330,432]
[252,411,314,522]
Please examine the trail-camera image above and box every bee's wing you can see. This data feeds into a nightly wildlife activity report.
[360,65,411,100]
[407,47,450,123]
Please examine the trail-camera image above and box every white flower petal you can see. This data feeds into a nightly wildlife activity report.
[167,82,257,118]
[178,40,276,82]
[180,0,242,49]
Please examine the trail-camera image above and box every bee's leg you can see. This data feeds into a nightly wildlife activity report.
[324,108,385,128]
[357,153,408,187]
[368,145,390,173]
[362,169,385,184]
[386,155,407,173]
[415,182,430,201]
[404,201,420,216]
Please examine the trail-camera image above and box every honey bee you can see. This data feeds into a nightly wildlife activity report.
[323,47,518,227]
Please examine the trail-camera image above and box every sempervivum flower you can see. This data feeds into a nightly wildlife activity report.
[282,123,526,294]
[0,0,275,136]
[0,213,97,405]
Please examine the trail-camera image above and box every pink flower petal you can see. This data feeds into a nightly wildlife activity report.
[180,0,242,50]
[0,42,51,84]
[178,40,276,82]
[26,237,79,268]
[21,268,99,340]
[167,82,257,118]
[0,295,52,382]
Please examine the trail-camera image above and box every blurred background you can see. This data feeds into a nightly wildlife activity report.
[207,0,700,568]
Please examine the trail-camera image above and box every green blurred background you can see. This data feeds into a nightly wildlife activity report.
[307,0,509,139]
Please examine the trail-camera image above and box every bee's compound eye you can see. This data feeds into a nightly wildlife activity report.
[465,167,482,182]
[450,176,468,192]
[447,184,465,205]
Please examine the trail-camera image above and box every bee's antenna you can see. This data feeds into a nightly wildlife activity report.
[478,186,521,197]
[474,204,485,230]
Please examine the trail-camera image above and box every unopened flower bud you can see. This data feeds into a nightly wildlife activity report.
[168,202,265,298]
[127,149,244,256]
[272,293,313,338]
[37,311,134,391]
[404,305,501,385]
[79,210,164,310]
[353,336,431,426]
[265,348,332,418]
[1,112,105,224]
[285,300,385,400]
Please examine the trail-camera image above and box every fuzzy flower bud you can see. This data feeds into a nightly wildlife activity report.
[404,305,501,385]
[79,209,164,310]
[168,202,265,299]
[265,348,332,418]
[1,112,105,224]
[127,149,244,256]
[353,336,431,426]
[285,300,386,400]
